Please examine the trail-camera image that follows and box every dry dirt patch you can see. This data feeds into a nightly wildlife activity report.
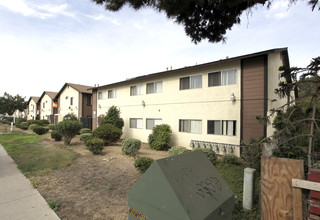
[34,138,169,220]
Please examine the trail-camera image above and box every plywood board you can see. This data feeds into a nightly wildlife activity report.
[261,157,304,220]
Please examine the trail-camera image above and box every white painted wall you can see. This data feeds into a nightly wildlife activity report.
[58,86,79,122]
[97,60,242,155]
[40,94,53,120]
[27,99,37,120]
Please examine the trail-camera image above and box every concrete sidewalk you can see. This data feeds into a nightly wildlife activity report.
[0,144,60,220]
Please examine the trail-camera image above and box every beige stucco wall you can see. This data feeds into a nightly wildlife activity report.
[40,94,53,120]
[58,86,79,122]
[266,51,287,138]
[27,99,37,120]
[97,60,242,156]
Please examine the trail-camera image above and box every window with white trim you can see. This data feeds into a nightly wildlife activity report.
[179,119,202,134]
[146,81,162,94]
[180,75,202,90]
[208,69,237,87]
[146,118,162,129]
[98,91,106,100]
[207,120,236,136]
[130,118,143,129]
[108,89,117,99]
[130,85,143,96]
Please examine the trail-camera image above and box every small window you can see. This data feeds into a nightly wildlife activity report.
[43,102,45,108]
[98,91,106,100]
[208,69,237,87]
[180,75,202,90]
[130,118,143,129]
[207,120,236,136]
[146,118,162,129]
[70,97,73,106]
[108,89,117,99]
[87,95,92,106]
[130,85,143,96]
[179,119,202,134]
[146,81,162,94]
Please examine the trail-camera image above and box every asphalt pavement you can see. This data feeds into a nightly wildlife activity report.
[0,143,60,220]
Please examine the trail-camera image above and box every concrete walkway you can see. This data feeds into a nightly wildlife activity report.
[0,144,60,220]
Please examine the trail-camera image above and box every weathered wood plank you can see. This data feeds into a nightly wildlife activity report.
[261,157,304,220]
[292,179,320,191]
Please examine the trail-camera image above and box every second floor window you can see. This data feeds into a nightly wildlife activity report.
[98,91,106,100]
[180,75,202,90]
[70,97,73,105]
[87,95,92,106]
[146,81,162,94]
[43,102,45,108]
[130,85,143,96]
[208,69,237,87]
[108,89,117,99]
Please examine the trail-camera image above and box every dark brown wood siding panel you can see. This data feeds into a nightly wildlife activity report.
[241,56,266,143]
[82,94,92,118]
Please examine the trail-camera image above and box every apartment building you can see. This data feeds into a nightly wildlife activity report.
[91,48,289,156]
[38,91,58,122]
[27,96,40,120]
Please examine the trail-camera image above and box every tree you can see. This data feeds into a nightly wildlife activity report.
[264,57,320,172]
[92,0,320,44]
[56,120,82,145]
[0,92,27,115]
[100,106,124,129]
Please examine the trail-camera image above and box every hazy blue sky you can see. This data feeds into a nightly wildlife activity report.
[0,0,319,99]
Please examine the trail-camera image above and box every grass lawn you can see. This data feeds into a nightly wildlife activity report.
[0,132,78,177]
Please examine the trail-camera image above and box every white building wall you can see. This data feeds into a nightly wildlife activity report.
[97,60,242,155]
[58,86,79,122]
[27,99,37,120]
[40,94,53,120]
[266,52,287,138]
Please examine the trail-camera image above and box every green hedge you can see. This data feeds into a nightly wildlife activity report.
[134,157,154,173]
[148,124,172,150]
[122,138,141,157]
[85,137,104,155]
[92,124,122,145]
[32,125,49,135]
[168,146,188,156]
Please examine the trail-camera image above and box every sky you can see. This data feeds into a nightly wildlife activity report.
[0,0,319,99]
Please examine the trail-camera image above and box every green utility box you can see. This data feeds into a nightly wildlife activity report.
[128,151,235,220]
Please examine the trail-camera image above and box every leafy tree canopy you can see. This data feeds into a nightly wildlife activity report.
[92,0,320,44]
[100,105,124,129]
[0,92,27,115]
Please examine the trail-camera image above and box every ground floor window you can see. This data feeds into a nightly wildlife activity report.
[130,118,143,129]
[179,119,202,134]
[146,118,162,129]
[207,120,236,136]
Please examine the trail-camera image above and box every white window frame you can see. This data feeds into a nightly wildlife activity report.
[130,85,144,96]
[108,89,117,99]
[146,118,162,129]
[146,81,162,94]
[98,91,107,100]
[179,119,202,134]
[208,69,237,87]
[130,118,143,129]
[207,120,236,136]
[179,75,202,90]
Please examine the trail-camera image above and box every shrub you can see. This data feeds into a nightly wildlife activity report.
[80,133,93,142]
[63,113,78,121]
[134,157,154,173]
[241,139,263,173]
[51,130,62,141]
[19,122,29,130]
[85,137,104,155]
[48,124,57,130]
[32,125,49,135]
[27,120,49,126]
[122,138,141,157]
[193,148,217,165]
[56,120,82,145]
[80,128,91,135]
[168,146,188,156]
[15,118,27,127]
[92,124,122,145]
[100,106,124,129]
[148,124,172,150]
[222,154,241,165]
[29,124,38,131]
